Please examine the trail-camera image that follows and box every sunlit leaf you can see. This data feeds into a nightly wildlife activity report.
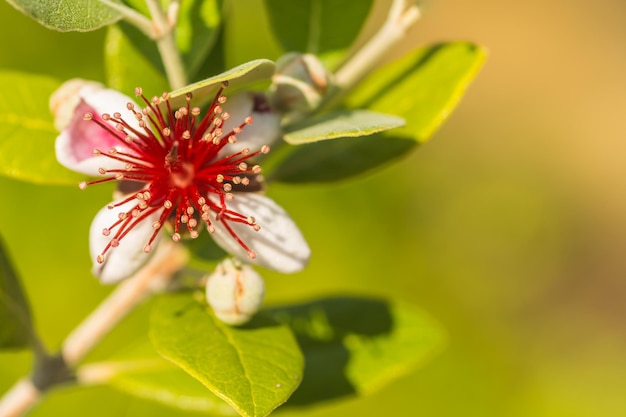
[271,42,486,182]
[5,0,122,32]
[270,133,416,183]
[263,0,374,69]
[102,358,238,415]
[283,110,404,144]
[150,293,304,417]
[0,71,83,185]
[266,296,446,405]
[346,41,487,142]
[0,235,34,349]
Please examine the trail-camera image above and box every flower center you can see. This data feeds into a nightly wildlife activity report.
[167,153,195,189]
[80,83,270,265]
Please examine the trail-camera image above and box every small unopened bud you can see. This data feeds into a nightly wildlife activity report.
[269,53,333,114]
[205,258,265,325]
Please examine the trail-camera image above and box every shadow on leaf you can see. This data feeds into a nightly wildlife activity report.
[246,297,422,406]
[269,134,417,183]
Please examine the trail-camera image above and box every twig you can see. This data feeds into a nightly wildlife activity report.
[146,0,188,89]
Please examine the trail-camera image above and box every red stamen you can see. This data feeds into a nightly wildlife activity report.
[83,84,268,264]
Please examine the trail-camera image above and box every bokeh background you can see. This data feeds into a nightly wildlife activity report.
[1,0,626,416]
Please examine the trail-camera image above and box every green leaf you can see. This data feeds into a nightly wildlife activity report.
[150,293,304,417]
[270,42,485,183]
[346,41,487,143]
[93,331,237,414]
[283,109,404,145]
[5,0,122,32]
[266,296,446,405]
[0,235,34,349]
[263,0,374,69]
[269,133,416,183]
[0,71,84,185]
[104,24,169,96]
[222,0,283,69]
[104,358,238,415]
[165,59,276,109]
[175,0,223,79]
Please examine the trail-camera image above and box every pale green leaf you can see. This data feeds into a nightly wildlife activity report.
[266,296,446,405]
[0,235,34,349]
[5,0,122,32]
[165,59,276,109]
[150,293,304,417]
[0,71,84,185]
[346,41,487,142]
[283,110,404,145]
[269,133,415,183]
[263,0,374,69]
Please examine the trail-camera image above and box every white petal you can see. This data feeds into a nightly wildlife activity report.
[53,80,141,176]
[210,193,310,273]
[220,92,281,156]
[89,198,163,284]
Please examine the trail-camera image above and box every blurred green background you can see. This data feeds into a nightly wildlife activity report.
[1,0,626,416]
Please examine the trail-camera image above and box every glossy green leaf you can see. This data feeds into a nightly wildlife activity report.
[150,293,304,417]
[0,71,84,185]
[269,133,416,183]
[5,0,122,32]
[165,59,276,109]
[0,235,34,349]
[283,110,404,145]
[104,358,238,415]
[263,0,374,69]
[346,41,487,143]
[266,296,446,405]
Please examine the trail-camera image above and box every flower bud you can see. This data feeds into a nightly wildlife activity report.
[205,258,265,325]
[269,53,333,114]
